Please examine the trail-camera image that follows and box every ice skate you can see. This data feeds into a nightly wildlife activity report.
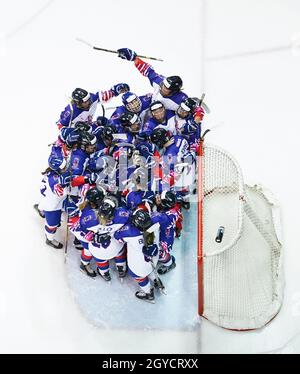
[153,278,167,295]
[175,227,182,238]
[157,256,176,275]
[33,204,45,218]
[97,268,111,282]
[117,265,126,282]
[135,288,155,304]
[74,237,83,250]
[181,201,190,210]
[80,262,97,278]
[45,237,63,249]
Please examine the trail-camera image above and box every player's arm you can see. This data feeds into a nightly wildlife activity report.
[56,104,73,130]
[71,172,99,187]
[95,83,130,103]
[114,225,130,242]
[48,174,69,197]
[117,48,164,87]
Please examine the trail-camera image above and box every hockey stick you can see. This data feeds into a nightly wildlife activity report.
[64,214,69,264]
[150,258,167,295]
[200,129,211,142]
[196,93,210,114]
[76,38,164,62]
[99,103,105,118]
[201,101,210,114]
[63,146,75,263]
[143,226,167,295]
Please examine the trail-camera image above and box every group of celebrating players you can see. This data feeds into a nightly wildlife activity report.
[34,47,205,303]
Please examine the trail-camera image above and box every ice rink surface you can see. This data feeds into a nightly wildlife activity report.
[0,0,300,353]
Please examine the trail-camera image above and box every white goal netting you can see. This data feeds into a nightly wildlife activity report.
[199,144,283,330]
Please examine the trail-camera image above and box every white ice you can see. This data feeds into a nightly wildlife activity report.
[0,0,299,353]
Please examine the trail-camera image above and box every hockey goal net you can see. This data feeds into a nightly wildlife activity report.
[197,143,283,330]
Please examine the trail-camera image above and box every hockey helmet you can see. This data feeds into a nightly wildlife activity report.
[78,131,97,154]
[98,197,117,221]
[86,187,106,208]
[100,125,117,145]
[150,128,170,149]
[119,112,141,133]
[161,76,183,95]
[177,97,198,118]
[72,88,91,108]
[96,116,109,127]
[160,190,177,210]
[131,209,152,232]
[150,101,166,122]
[74,121,92,134]
[122,92,142,113]
[48,155,68,173]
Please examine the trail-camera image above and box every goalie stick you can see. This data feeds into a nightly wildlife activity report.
[76,38,164,62]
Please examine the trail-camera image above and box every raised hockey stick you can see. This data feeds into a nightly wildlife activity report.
[76,38,164,62]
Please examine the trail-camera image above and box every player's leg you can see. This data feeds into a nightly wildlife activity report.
[128,269,155,303]
[80,243,97,277]
[95,258,111,281]
[114,245,127,278]
[44,210,63,249]
[157,241,176,275]
[64,196,83,250]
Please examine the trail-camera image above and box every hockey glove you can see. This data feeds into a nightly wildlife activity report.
[59,171,72,187]
[84,172,99,185]
[142,244,158,257]
[66,130,80,148]
[111,83,130,96]
[117,48,137,61]
[193,106,205,123]
[84,231,95,242]
[94,233,111,248]
[60,127,73,143]
[96,116,108,127]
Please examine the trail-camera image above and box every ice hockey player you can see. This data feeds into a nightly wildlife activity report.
[97,115,136,146]
[38,153,72,249]
[53,121,94,169]
[150,127,194,209]
[86,151,119,197]
[175,97,204,151]
[151,191,180,275]
[115,209,161,303]
[119,112,142,140]
[69,186,107,276]
[80,197,130,281]
[34,127,81,220]
[63,131,102,249]
[64,131,99,206]
[56,83,130,130]
[98,124,119,151]
[125,167,155,211]
[117,48,188,111]
[110,91,152,125]
[140,101,176,137]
